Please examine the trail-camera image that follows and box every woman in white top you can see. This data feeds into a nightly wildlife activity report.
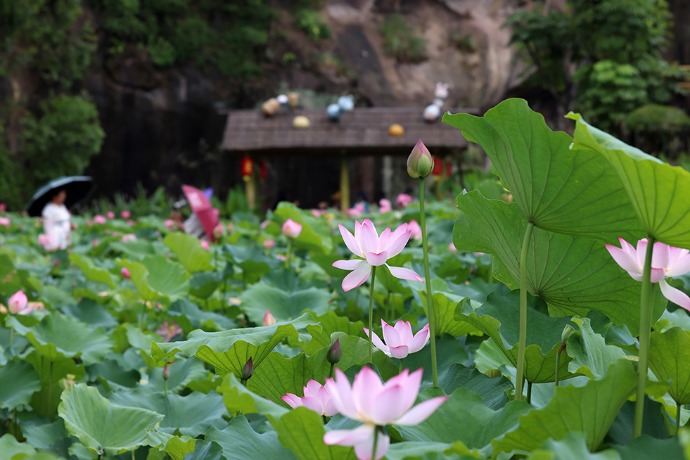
[42,189,71,250]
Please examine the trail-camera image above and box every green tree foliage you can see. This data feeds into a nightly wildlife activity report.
[379,14,427,63]
[22,94,105,185]
[506,0,685,131]
[92,0,275,77]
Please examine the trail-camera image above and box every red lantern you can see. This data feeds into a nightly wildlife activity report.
[432,156,443,177]
[259,160,268,180]
[241,156,254,179]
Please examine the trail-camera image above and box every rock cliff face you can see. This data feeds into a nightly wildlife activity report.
[85,0,528,198]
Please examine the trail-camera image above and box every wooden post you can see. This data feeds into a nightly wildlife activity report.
[340,154,350,211]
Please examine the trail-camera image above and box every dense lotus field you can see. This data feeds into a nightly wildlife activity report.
[3,99,690,460]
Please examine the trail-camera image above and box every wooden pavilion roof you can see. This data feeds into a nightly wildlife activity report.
[221,107,481,155]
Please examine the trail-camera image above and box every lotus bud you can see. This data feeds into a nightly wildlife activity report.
[8,290,28,314]
[263,310,277,326]
[407,139,434,179]
[327,339,342,364]
[121,267,131,279]
[561,324,576,343]
[163,362,172,381]
[241,357,254,381]
[282,219,302,238]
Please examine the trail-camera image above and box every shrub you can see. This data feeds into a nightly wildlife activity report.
[379,14,426,63]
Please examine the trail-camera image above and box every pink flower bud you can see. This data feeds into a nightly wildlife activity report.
[94,215,106,225]
[263,310,277,326]
[282,219,302,238]
[0,217,10,227]
[121,210,131,219]
[241,357,254,381]
[449,242,457,252]
[263,239,275,249]
[407,139,434,179]
[213,223,225,239]
[201,240,210,251]
[379,199,392,213]
[396,193,413,208]
[408,220,422,240]
[106,211,115,219]
[121,267,131,279]
[8,290,28,314]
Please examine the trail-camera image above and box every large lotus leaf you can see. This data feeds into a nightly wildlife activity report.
[218,373,289,419]
[0,434,37,458]
[568,112,690,249]
[456,288,573,383]
[528,432,621,460]
[0,360,41,410]
[119,255,190,301]
[274,202,333,255]
[240,282,331,325]
[163,233,213,273]
[420,290,482,337]
[7,313,113,364]
[443,98,641,240]
[152,313,315,371]
[109,389,226,437]
[273,407,356,460]
[206,417,295,460]
[189,272,221,299]
[397,387,531,451]
[439,364,513,410]
[58,384,164,456]
[385,442,481,460]
[22,419,70,457]
[566,318,626,379]
[184,440,223,460]
[25,351,86,417]
[109,240,166,259]
[649,327,690,405]
[493,360,637,455]
[613,435,684,460]
[453,191,665,334]
[69,253,116,288]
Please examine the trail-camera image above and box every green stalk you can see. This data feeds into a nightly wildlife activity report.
[419,178,438,387]
[515,222,534,401]
[371,426,380,460]
[285,240,292,269]
[368,266,377,363]
[676,401,682,436]
[555,343,565,387]
[634,236,655,438]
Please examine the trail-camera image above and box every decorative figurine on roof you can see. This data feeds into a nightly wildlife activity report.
[327,95,355,122]
[423,82,449,123]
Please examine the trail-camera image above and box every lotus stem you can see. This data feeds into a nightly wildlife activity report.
[371,426,380,460]
[419,178,439,387]
[634,235,655,438]
[368,266,377,363]
[555,343,565,387]
[677,401,682,436]
[527,381,532,405]
[285,241,292,269]
[515,221,534,400]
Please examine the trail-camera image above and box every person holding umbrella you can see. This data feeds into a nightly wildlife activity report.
[41,188,72,250]
[26,176,93,251]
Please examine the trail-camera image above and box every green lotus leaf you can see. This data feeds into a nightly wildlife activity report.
[568,112,690,249]
[163,233,213,273]
[119,255,190,301]
[206,417,295,460]
[443,98,642,240]
[58,384,164,456]
[0,360,41,411]
[240,281,331,325]
[69,253,116,288]
[649,327,690,405]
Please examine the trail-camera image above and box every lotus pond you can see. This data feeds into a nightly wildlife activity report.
[3,99,690,460]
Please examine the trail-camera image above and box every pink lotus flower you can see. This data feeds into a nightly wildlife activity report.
[407,220,422,240]
[106,211,115,219]
[201,240,210,251]
[0,217,10,227]
[157,321,183,342]
[164,219,175,229]
[260,220,270,229]
[347,203,366,217]
[94,215,106,225]
[606,238,690,310]
[38,234,56,251]
[121,267,131,279]
[379,199,392,213]
[324,367,447,460]
[121,210,131,219]
[311,209,323,218]
[282,379,337,416]
[8,291,28,314]
[121,234,137,242]
[449,242,457,252]
[396,193,413,208]
[333,219,422,291]
[263,239,275,249]
[263,309,277,326]
[282,219,302,238]
[362,319,430,359]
